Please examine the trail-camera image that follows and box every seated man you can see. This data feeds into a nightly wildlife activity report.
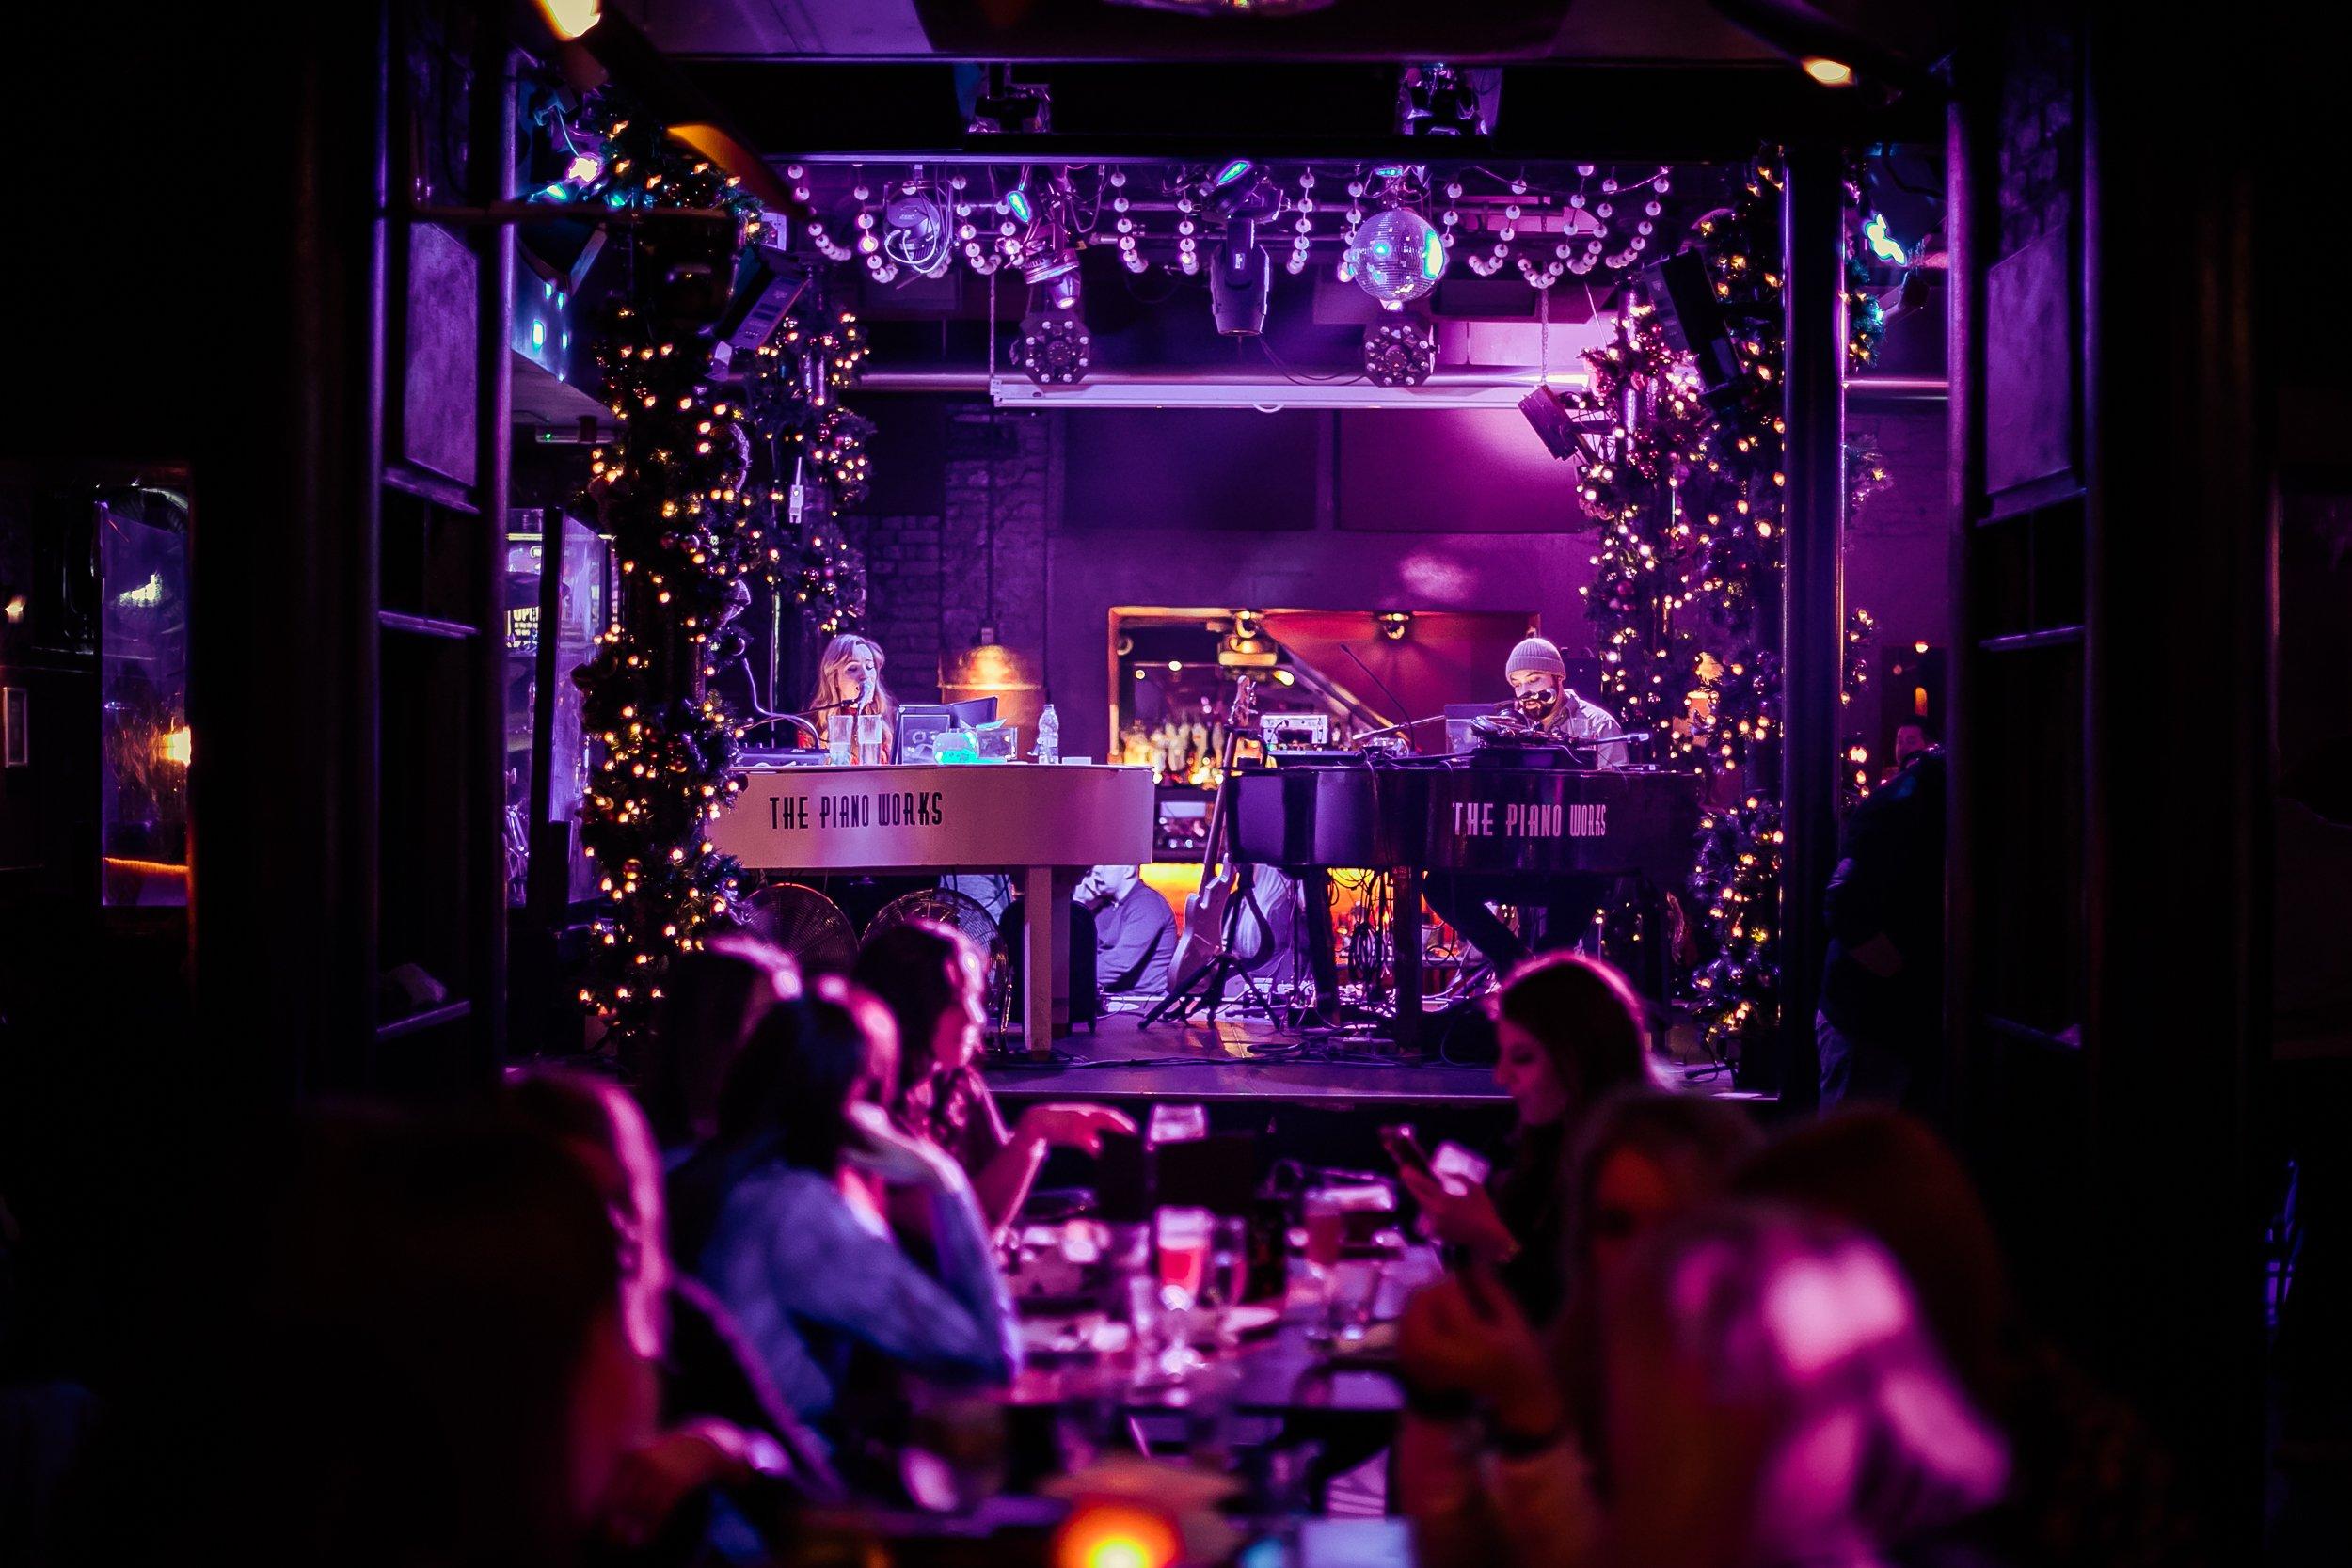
[1075,864,1176,996]
[1427,636,1626,975]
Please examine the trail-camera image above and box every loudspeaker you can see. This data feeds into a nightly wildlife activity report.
[1645,248,1741,400]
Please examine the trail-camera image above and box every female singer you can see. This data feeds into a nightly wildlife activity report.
[805,634,897,764]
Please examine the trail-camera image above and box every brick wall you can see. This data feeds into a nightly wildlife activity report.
[847,406,1053,705]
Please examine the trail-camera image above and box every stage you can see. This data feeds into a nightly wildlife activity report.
[984,1007,1760,1106]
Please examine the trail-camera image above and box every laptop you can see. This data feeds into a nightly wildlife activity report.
[895,697,999,761]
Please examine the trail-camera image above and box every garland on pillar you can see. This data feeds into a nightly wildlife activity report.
[1569,150,1886,1070]
[741,309,874,637]
[565,101,877,1047]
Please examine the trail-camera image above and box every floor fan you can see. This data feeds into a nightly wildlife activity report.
[867,887,1015,1031]
[739,881,859,974]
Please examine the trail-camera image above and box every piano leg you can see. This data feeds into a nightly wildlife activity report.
[1391,864,1424,1055]
[1021,864,1081,1058]
[1303,869,1341,1019]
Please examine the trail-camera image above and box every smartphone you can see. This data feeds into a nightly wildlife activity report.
[1379,1123,1436,1180]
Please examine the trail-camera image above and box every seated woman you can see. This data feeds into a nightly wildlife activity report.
[1400,952,1659,1321]
[685,976,1020,1442]
[1398,1090,1759,1566]
[1403,1201,2009,1568]
[648,932,801,1158]
[852,921,1135,1235]
[500,1066,841,1539]
[804,634,897,764]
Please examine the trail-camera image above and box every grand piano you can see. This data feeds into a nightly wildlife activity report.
[1229,757,1703,1046]
[708,762,1155,1051]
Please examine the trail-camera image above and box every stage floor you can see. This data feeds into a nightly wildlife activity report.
[985,1007,1761,1104]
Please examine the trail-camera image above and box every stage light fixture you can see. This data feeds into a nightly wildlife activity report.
[1362,320,1435,387]
[969,68,1051,135]
[1347,206,1447,311]
[1518,383,1613,464]
[1377,611,1412,641]
[1209,221,1270,337]
[882,190,953,278]
[710,226,807,356]
[1011,261,1090,388]
[1398,63,1490,135]
[1643,249,1741,401]
[1802,56,1856,86]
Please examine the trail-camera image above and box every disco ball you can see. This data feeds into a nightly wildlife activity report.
[1347,206,1448,310]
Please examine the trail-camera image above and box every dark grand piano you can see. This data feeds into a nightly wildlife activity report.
[1228,757,1703,1047]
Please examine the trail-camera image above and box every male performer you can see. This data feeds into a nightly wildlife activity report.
[1501,636,1629,766]
[1426,637,1629,974]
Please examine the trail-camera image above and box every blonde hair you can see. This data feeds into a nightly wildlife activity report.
[807,634,897,730]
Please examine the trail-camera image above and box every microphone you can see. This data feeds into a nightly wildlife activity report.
[1355,712,1453,741]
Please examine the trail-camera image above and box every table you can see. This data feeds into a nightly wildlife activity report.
[709,762,1155,1049]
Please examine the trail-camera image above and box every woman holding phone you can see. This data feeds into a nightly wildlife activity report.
[1395,952,1656,1322]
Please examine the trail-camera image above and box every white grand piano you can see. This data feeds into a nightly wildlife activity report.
[708,762,1156,1051]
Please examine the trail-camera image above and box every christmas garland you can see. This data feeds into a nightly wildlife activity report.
[1570,150,1885,1070]
[566,102,876,1047]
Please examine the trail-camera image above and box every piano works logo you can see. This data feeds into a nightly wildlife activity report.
[1449,801,1608,840]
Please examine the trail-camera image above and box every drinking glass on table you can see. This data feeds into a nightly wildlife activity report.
[1324,1259,1381,1344]
[824,713,855,765]
[856,712,889,758]
[900,1384,1009,1513]
[1302,1191,1348,1274]
[1156,1207,1215,1304]
[1199,1216,1250,1351]
[1147,1102,1208,1145]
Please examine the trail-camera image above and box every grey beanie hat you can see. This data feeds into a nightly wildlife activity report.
[1505,636,1568,680]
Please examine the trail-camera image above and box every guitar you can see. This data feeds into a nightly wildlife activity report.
[1169,676,1262,981]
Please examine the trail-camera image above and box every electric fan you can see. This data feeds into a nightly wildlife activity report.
[867,887,1014,1029]
[739,882,858,975]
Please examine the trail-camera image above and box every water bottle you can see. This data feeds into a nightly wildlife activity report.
[1035,703,1060,764]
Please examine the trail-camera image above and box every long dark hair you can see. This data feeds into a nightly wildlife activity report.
[719,976,898,1174]
[1494,950,1652,1127]
[650,933,799,1147]
[851,920,981,1126]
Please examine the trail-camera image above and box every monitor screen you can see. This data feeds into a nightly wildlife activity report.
[896,698,999,762]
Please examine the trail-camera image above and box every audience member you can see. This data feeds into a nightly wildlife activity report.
[1399,952,1658,1320]
[1600,1204,2010,1568]
[1818,748,1947,1110]
[682,976,1020,1460]
[1406,1201,2010,1568]
[1399,1091,1760,1563]
[238,1109,657,1567]
[1732,1109,2199,1567]
[648,933,801,1156]
[501,1068,841,1537]
[851,922,1133,1233]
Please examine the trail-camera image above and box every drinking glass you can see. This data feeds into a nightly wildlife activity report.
[1200,1216,1250,1350]
[1325,1259,1381,1344]
[1155,1207,1214,1303]
[824,713,854,765]
[900,1385,1009,1513]
[1147,1102,1208,1145]
[1302,1191,1347,1273]
[856,713,889,759]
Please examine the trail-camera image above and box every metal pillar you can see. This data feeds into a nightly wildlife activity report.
[1775,143,1847,1111]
